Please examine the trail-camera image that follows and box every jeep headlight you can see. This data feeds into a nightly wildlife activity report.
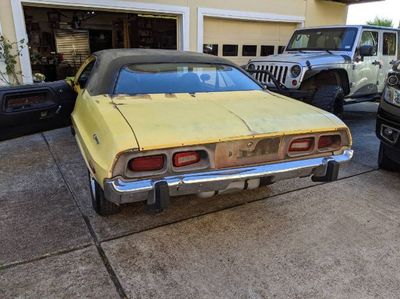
[383,86,400,107]
[290,65,301,78]
[387,74,399,86]
[247,63,255,71]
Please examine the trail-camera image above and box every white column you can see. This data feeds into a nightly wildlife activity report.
[11,0,33,84]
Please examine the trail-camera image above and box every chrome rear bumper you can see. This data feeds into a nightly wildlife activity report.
[104,150,353,205]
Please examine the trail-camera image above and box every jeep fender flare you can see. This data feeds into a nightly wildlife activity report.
[301,68,351,96]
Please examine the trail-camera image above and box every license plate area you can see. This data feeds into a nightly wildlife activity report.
[214,137,282,168]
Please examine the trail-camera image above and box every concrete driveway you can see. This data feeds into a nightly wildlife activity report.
[1,102,399,298]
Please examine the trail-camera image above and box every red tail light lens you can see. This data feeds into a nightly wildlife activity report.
[318,135,341,151]
[173,151,201,167]
[289,137,314,153]
[128,155,164,172]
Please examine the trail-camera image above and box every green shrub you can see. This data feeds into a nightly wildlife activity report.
[0,35,27,85]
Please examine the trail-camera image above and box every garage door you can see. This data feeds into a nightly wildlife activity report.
[203,17,298,66]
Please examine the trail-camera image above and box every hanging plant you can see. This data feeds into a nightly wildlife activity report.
[0,35,27,86]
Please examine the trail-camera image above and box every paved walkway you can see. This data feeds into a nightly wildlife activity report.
[1,102,400,298]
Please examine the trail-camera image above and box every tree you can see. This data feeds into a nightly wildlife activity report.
[366,17,394,28]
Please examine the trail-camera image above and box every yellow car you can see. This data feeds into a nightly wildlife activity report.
[70,49,353,216]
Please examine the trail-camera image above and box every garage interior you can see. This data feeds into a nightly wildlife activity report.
[23,6,178,81]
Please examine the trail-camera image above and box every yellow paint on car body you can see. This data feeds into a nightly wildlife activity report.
[71,90,139,184]
[112,90,350,151]
[73,89,351,185]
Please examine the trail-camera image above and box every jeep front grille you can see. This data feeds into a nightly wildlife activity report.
[254,64,289,85]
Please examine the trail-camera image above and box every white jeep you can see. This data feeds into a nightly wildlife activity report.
[246,25,399,114]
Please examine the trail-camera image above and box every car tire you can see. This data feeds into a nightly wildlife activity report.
[312,85,344,116]
[88,171,121,216]
[70,126,75,136]
[378,143,400,171]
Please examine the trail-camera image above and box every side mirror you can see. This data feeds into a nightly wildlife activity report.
[359,45,375,57]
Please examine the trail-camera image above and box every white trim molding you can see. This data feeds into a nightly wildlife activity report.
[11,0,190,83]
[197,7,305,52]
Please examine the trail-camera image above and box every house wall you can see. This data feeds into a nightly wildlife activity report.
[0,0,349,83]
[304,0,349,26]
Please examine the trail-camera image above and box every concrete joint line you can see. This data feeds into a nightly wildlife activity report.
[40,133,128,299]
[0,244,92,271]
[99,168,379,244]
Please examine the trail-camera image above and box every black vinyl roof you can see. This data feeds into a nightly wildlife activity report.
[87,49,238,95]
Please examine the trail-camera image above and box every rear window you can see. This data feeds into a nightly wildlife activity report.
[383,32,397,56]
[114,63,261,95]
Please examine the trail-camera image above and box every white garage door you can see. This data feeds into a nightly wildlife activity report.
[203,17,299,66]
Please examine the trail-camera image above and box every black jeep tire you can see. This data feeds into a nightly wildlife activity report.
[312,85,344,116]
[88,171,121,216]
[378,143,400,171]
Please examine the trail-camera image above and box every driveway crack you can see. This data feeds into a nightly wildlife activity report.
[41,133,128,299]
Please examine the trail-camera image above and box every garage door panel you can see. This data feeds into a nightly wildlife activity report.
[204,17,298,65]
[278,23,298,44]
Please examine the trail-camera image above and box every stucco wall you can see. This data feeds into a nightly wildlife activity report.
[305,0,349,27]
[0,0,349,82]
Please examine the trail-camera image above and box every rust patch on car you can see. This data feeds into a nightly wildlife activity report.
[214,137,283,168]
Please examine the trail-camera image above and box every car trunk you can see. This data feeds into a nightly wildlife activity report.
[112,90,343,151]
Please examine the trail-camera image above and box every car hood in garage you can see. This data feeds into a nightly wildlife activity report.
[112,90,347,151]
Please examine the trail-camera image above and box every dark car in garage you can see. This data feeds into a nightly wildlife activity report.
[376,63,400,171]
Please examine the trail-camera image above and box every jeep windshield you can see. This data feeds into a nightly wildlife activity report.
[286,27,358,52]
[114,63,262,95]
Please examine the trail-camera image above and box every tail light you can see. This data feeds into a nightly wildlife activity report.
[128,155,164,172]
[318,135,341,151]
[173,151,200,167]
[289,137,314,153]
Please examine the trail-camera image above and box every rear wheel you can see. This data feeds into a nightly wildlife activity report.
[378,143,400,171]
[88,171,120,216]
[312,85,344,116]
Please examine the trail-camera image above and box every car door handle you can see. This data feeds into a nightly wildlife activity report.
[372,60,381,66]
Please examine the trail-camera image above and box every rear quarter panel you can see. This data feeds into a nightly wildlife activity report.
[71,91,139,186]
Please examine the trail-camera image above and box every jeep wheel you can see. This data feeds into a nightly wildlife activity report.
[378,143,400,171]
[312,85,344,116]
[88,171,121,216]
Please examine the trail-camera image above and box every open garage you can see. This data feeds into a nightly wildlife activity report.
[22,5,178,81]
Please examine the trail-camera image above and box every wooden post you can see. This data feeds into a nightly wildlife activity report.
[112,21,117,49]
[123,16,130,48]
